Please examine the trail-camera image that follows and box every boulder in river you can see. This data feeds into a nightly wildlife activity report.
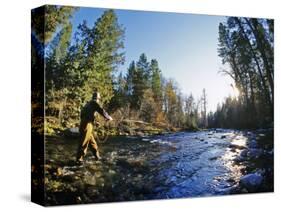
[229,143,246,150]
[247,148,263,159]
[136,131,145,137]
[233,155,246,163]
[240,173,263,192]
[247,139,258,148]
[64,127,80,137]
[240,149,248,158]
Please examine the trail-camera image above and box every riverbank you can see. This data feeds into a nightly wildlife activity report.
[45,116,200,137]
[61,119,190,138]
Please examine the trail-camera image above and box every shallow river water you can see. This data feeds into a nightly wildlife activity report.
[45,129,273,205]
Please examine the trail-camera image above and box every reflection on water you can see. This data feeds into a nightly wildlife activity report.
[147,130,252,198]
[222,149,245,182]
[231,136,248,147]
[221,133,248,182]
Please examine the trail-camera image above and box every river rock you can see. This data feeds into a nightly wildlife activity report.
[165,176,178,185]
[234,156,245,163]
[95,171,102,178]
[246,131,254,136]
[142,138,150,141]
[247,139,258,148]
[85,175,97,186]
[64,127,80,137]
[108,169,116,175]
[136,131,145,137]
[62,175,75,182]
[247,148,263,159]
[229,143,245,150]
[240,149,248,158]
[215,129,224,133]
[240,173,263,192]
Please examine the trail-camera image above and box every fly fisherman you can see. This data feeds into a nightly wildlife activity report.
[76,92,113,163]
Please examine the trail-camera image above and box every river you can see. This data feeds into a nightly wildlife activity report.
[44,129,273,205]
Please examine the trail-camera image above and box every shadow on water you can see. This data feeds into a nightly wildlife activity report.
[44,129,273,205]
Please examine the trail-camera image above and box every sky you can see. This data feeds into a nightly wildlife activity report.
[70,7,235,112]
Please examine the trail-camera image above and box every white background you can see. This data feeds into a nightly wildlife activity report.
[0,0,280,211]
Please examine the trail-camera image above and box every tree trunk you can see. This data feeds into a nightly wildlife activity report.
[234,17,272,107]
[244,18,274,104]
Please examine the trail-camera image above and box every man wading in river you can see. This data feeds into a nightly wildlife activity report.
[76,92,113,163]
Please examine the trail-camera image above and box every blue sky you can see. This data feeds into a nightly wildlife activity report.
[71,7,234,112]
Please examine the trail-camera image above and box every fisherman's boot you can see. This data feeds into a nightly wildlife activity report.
[94,150,102,160]
[76,146,86,164]
[76,156,84,164]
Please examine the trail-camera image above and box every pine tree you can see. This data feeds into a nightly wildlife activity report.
[163,79,178,126]
[127,53,151,109]
[45,9,125,127]
[150,59,162,102]
[78,9,125,104]
[201,88,208,128]
[32,5,75,44]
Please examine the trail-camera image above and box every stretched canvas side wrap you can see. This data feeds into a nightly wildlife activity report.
[31,5,274,206]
